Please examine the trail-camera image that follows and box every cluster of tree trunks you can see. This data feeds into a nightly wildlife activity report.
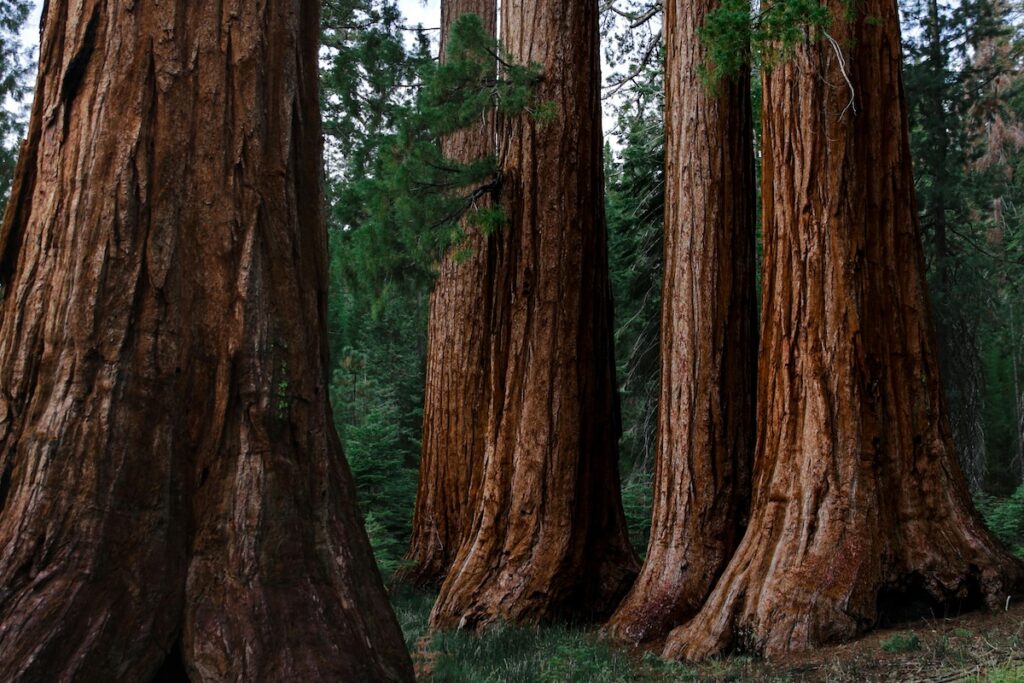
[413,0,1024,662]
[427,0,640,629]
[402,0,497,589]
[663,0,1024,659]
[0,0,412,680]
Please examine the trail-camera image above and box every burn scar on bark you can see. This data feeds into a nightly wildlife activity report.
[60,5,100,138]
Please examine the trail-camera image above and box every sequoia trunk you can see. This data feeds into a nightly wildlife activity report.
[428,0,639,629]
[665,0,1024,661]
[604,0,758,644]
[402,0,497,588]
[0,0,413,680]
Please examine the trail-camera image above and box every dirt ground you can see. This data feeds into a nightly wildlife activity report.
[692,602,1024,682]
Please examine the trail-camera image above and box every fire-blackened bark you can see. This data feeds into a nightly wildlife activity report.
[604,0,758,645]
[402,0,497,589]
[0,0,413,680]
[429,0,639,630]
[665,0,1024,661]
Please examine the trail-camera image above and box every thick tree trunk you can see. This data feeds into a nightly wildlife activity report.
[664,0,1024,661]
[604,0,758,645]
[0,1,413,680]
[402,0,497,589]
[428,0,639,630]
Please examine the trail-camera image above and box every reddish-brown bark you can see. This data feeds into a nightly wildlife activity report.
[428,0,639,630]
[664,0,1024,661]
[0,0,413,680]
[402,0,497,589]
[604,0,758,645]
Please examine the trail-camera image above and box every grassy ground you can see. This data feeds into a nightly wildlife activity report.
[391,586,1024,682]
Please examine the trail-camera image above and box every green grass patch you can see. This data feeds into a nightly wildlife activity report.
[977,663,1024,682]
[390,587,694,682]
[881,632,922,653]
[390,584,438,650]
[428,624,691,682]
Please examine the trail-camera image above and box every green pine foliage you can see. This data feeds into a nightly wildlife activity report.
[699,0,832,87]
[0,0,31,202]
[320,0,429,184]
[334,13,546,298]
[320,0,430,577]
[977,486,1024,557]
[328,230,427,578]
[322,9,547,576]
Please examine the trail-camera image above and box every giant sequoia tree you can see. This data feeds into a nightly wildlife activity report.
[0,0,413,680]
[604,0,758,645]
[664,0,1024,661]
[403,0,498,588]
[429,0,639,629]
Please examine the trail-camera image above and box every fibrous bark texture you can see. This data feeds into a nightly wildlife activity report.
[428,0,639,630]
[664,0,1024,661]
[0,0,413,680]
[402,0,497,589]
[604,0,758,645]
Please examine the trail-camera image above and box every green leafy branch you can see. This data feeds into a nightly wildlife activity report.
[337,13,551,296]
[699,0,833,86]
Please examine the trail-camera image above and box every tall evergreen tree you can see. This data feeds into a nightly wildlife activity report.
[320,2,544,578]
[320,0,433,576]
[0,0,413,678]
[959,0,1024,486]
[604,82,665,552]
[903,0,990,489]
[667,0,1024,660]
[605,0,758,644]
[430,0,639,630]
[403,0,498,588]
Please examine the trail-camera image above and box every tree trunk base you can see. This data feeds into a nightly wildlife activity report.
[663,506,1024,661]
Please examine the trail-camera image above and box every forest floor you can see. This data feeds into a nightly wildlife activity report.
[391,586,1024,682]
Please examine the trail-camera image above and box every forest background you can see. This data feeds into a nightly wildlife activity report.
[1,0,1023,677]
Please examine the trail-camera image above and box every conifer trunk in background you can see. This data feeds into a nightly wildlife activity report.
[604,0,758,645]
[429,0,639,630]
[664,0,1024,661]
[402,0,498,589]
[920,0,987,491]
[0,0,413,680]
